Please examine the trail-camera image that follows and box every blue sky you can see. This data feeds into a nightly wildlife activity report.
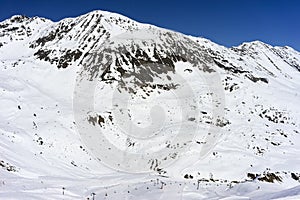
[0,0,299,51]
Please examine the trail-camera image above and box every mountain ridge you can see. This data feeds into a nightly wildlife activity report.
[0,10,296,65]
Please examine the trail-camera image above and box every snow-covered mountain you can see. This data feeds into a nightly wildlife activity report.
[0,10,300,199]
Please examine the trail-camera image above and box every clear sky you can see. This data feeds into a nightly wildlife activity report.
[0,0,299,51]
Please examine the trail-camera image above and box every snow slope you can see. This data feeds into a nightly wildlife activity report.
[0,11,299,199]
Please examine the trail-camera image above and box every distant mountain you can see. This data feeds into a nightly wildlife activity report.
[0,10,299,200]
